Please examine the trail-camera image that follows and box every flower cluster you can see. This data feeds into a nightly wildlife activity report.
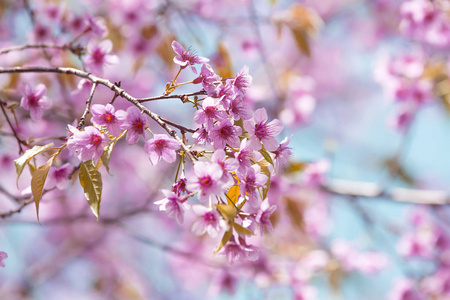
[374,51,434,132]
[400,0,450,47]
[148,41,292,263]
[63,41,291,262]
[388,209,450,299]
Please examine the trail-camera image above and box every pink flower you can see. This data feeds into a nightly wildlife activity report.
[301,159,330,187]
[272,135,293,170]
[20,83,51,121]
[235,138,253,174]
[91,104,124,136]
[227,96,251,121]
[209,119,242,149]
[0,251,7,268]
[256,200,277,235]
[221,238,259,264]
[193,97,227,130]
[354,251,388,275]
[244,108,283,151]
[117,106,147,145]
[193,64,221,94]
[67,125,109,162]
[85,40,119,74]
[171,41,209,74]
[31,23,53,43]
[421,267,450,297]
[232,65,252,95]
[192,127,212,145]
[46,163,74,190]
[211,149,238,186]
[144,134,180,165]
[154,190,188,224]
[397,231,435,258]
[191,205,228,238]
[279,94,316,126]
[388,278,423,300]
[213,81,236,107]
[393,79,433,105]
[172,177,189,196]
[84,12,108,38]
[239,164,268,207]
[389,106,415,133]
[187,161,223,201]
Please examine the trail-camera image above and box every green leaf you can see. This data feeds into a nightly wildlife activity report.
[214,228,233,255]
[233,223,254,236]
[262,176,271,200]
[258,164,271,200]
[101,130,126,174]
[216,204,237,222]
[31,154,56,223]
[79,160,103,219]
[259,147,274,166]
[14,143,54,186]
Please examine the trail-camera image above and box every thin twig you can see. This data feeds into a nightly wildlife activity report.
[0,198,34,218]
[0,101,25,154]
[136,90,207,103]
[77,82,98,129]
[0,44,70,55]
[323,178,450,205]
[159,117,196,133]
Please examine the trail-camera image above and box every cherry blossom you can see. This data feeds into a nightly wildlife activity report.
[144,134,180,165]
[0,251,7,268]
[20,83,51,121]
[171,41,209,73]
[67,125,109,161]
[244,108,283,151]
[117,106,147,145]
[91,104,124,136]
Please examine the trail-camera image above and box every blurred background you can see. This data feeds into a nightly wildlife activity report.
[1,0,450,299]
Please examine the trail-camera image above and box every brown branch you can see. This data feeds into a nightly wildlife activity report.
[0,101,26,154]
[0,198,34,218]
[77,82,98,129]
[323,178,450,205]
[0,44,72,55]
[0,66,196,162]
[159,116,196,133]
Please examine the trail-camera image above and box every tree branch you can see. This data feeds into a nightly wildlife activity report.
[0,44,77,55]
[323,178,450,205]
[0,66,197,162]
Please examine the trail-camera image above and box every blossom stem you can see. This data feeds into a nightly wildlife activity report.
[174,154,182,183]
[136,91,206,103]
[172,80,194,88]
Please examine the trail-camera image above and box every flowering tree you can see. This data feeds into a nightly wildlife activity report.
[1,0,450,299]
